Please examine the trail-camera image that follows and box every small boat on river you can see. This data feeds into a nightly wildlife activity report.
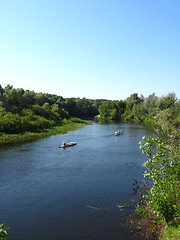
[59,142,77,148]
[114,130,123,136]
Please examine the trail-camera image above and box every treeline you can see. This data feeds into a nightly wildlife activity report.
[0,85,179,134]
[0,84,108,134]
[99,92,180,124]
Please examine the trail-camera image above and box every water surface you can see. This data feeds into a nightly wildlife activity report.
[0,122,153,240]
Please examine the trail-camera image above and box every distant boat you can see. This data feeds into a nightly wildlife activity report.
[114,130,123,136]
[59,142,77,148]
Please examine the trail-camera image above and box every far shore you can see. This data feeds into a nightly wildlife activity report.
[0,120,89,146]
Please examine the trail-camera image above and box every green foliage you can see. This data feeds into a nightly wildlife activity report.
[127,93,140,106]
[0,119,87,145]
[174,99,180,120]
[156,93,177,111]
[0,85,102,126]
[99,100,126,120]
[0,85,179,140]
[174,113,180,124]
[63,97,99,118]
[34,93,48,106]
[98,92,179,125]
[135,204,148,217]
[139,135,180,224]
[0,224,9,240]
[0,112,21,133]
[0,85,102,135]
[160,224,180,240]
[99,103,112,119]
[69,117,86,123]
[22,90,36,107]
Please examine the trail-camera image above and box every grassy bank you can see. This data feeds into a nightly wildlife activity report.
[0,118,88,145]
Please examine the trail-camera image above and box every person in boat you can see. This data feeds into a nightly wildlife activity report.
[62,141,66,146]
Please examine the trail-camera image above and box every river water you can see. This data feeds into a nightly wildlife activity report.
[0,122,153,240]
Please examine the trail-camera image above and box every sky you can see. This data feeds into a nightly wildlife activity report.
[0,0,180,100]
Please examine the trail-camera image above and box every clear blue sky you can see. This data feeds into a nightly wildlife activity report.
[0,0,180,100]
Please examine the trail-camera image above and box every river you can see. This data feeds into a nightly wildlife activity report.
[0,122,153,240]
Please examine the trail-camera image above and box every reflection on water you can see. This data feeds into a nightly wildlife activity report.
[0,122,153,240]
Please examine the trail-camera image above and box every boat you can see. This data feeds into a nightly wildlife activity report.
[114,130,123,136]
[59,142,77,148]
[114,131,120,136]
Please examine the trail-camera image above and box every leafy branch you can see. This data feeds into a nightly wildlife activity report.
[0,224,9,240]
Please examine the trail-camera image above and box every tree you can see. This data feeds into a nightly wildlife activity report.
[139,134,180,224]
[22,90,36,107]
[99,103,110,118]
[126,93,140,109]
[139,110,180,225]
[64,98,76,116]
[156,93,177,111]
[52,104,69,119]
[173,99,180,121]
[42,102,51,110]
[34,93,48,106]
[116,100,126,115]
[143,93,158,115]
[0,85,4,99]
[2,88,19,112]
[110,108,118,119]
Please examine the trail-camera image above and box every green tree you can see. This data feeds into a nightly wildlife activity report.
[139,109,180,225]
[99,103,110,118]
[64,98,76,116]
[126,93,140,109]
[116,100,126,115]
[0,85,4,100]
[173,99,180,122]
[156,92,177,111]
[52,104,69,119]
[22,90,36,107]
[34,93,48,106]
[139,135,180,224]
[110,108,118,119]
[0,112,21,133]
[42,102,51,110]
[143,93,158,115]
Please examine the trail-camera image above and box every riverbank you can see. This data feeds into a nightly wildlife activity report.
[133,208,180,240]
[0,118,89,145]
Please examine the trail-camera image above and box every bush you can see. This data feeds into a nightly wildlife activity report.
[160,225,180,240]
[139,136,180,225]
[69,118,86,123]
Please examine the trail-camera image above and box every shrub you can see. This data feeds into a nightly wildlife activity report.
[139,136,180,225]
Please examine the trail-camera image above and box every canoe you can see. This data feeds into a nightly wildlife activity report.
[59,142,77,148]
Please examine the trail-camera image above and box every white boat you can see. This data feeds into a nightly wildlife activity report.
[59,142,77,148]
[114,130,123,136]
[114,131,120,136]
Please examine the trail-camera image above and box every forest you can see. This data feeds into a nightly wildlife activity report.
[0,84,179,135]
[0,84,101,134]
[99,92,180,124]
